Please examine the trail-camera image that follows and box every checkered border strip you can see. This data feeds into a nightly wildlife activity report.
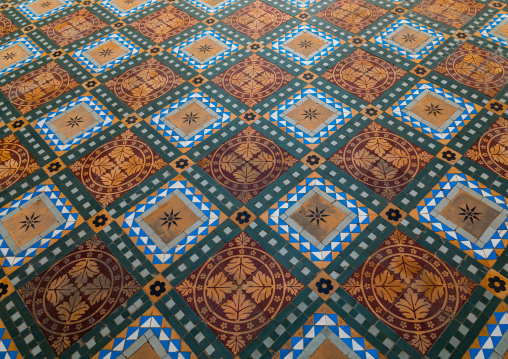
[0,36,44,77]
[477,12,508,47]
[119,179,223,265]
[269,87,355,146]
[270,24,342,66]
[71,33,140,74]
[388,80,481,143]
[170,29,240,70]
[182,0,238,14]
[278,308,381,359]
[411,170,508,266]
[16,0,75,20]
[280,0,319,10]
[33,95,116,154]
[262,176,376,263]
[97,307,193,359]
[0,181,82,270]
[148,91,233,150]
[467,302,508,359]
[371,18,448,61]
[98,0,159,17]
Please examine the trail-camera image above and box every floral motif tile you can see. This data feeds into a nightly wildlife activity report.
[322,49,406,102]
[130,5,199,44]
[222,0,292,40]
[330,122,433,200]
[0,134,39,190]
[412,0,485,29]
[343,230,477,355]
[197,126,297,203]
[0,13,18,39]
[434,42,508,97]
[467,117,508,179]
[175,232,304,355]
[69,130,166,206]
[0,62,79,114]
[316,0,388,34]
[19,235,140,355]
[211,53,294,107]
[104,57,185,110]
[39,9,107,47]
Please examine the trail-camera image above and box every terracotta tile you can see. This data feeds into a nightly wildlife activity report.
[466,117,508,179]
[197,127,297,204]
[130,5,199,43]
[185,37,226,62]
[344,230,476,355]
[0,134,39,190]
[18,235,140,355]
[211,54,294,107]
[435,43,508,97]
[222,0,292,40]
[0,62,79,114]
[330,122,433,200]
[317,0,388,33]
[413,0,485,28]
[310,338,349,358]
[104,57,185,111]
[40,9,107,47]
[322,49,407,102]
[69,130,167,207]
[130,342,159,359]
[407,93,461,128]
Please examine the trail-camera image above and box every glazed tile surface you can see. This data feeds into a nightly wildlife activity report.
[2,0,508,357]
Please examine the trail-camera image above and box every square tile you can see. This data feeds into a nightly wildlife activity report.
[413,0,485,29]
[317,0,388,33]
[0,36,43,76]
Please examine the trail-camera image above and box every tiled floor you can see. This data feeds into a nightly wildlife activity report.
[1,0,508,358]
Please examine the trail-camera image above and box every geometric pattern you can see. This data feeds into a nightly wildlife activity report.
[388,80,481,143]
[467,302,508,359]
[370,18,448,62]
[270,24,342,66]
[277,305,382,359]
[0,180,83,272]
[16,0,75,20]
[147,91,233,151]
[183,0,238,14]
[98,0,159,17]
[71,33,140,73]
[0,319,20,359]
[0,134,39,191]
[97,307,194,359]
[269,87,357,147]
[170,29,240,70]
[32,95,117,154]
[280,0,321,10]
[411,169,508,267]
[262,175,376,264]
[0,36,43,76]
[118,176,223,266]
[412,0,485,29]
[477,12,508,48]
[317,0,387,33]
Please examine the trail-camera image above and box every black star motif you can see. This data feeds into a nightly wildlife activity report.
[425,103,442,117]
[458,204,482,224]
[306,206,329,227]
[66,116,83,128]
[302,108,319,121]
[160,209,182,229]
[183,112,199,125]
[2,52,16,61]
[199,44,213,53]
[19,213,41,232]
[99,48,113,57]
[299,40,313,49]
[123,0,135,4]
[40,1,52,8]
[402,33,417,44]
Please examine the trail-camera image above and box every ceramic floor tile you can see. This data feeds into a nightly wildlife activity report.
[0,0,507,358]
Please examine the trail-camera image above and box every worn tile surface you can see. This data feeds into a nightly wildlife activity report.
[1,0,508,358]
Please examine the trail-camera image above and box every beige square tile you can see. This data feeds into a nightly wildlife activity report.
[144,196,198,244]
[285,32,326,57]
[0,45,30,69]
[50,105,98,141]
[441,190,500,239]
[110,0,146,11]
[30,0,62,13]
[166,102,215,135]
[3,199,57,248]
[86,41,127,65]
[391,27,430,50]
[287,98,334,131]
[290,193,347,242]
[185,37,225,62]
[130,342,159,359]
[409,93,459,127]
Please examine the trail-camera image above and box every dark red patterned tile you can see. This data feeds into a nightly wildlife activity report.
[0,134,39,190]
[317,0,388,33]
